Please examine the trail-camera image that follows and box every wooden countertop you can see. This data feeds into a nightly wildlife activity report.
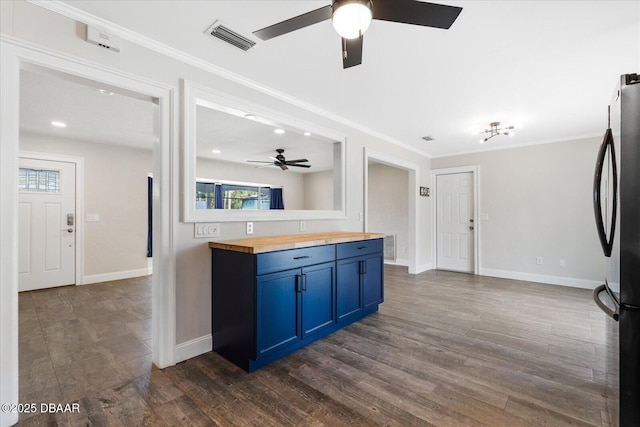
[209,232,385,254]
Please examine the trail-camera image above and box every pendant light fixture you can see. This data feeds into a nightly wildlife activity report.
[332,0,373,39]
[479,122,516,144]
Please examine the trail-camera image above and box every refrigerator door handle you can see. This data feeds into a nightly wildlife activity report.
[592,283,619,321]
[593,127,618,257]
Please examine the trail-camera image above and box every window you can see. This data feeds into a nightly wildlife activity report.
[196,181,274,210]
[18,168,60,193]
[195,182,216,209]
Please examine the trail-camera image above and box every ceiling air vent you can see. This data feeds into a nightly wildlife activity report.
[421,136,435,142]
[207,21,257,51]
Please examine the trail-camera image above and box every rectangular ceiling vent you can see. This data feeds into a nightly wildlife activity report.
[421,136,436,142]
[207,21,257,51]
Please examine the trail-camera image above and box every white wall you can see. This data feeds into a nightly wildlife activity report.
[20,134,152,281]
[367,163,409,263]
[431,137,604,288]
[303,170,334,211]
[1,1,432,356]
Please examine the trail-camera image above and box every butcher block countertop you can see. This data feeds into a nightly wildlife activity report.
[209,232,385,254]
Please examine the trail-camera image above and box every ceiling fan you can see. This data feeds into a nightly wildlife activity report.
[247,149,311,171]
[253,0,463,69]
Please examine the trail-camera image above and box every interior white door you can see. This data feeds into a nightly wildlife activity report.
[18,158,76,291]
[436,172,474,272]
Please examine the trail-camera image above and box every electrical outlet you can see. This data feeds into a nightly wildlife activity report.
[194,223,220,238]
[536,256,543,265]
[246,222,253,235]
[300,220,306,232]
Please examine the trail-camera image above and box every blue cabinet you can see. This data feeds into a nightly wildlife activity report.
[211,238,382,372]
[256,261,335,359]
[336,239,384,326]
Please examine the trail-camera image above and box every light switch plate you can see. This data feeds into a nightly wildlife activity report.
[194,223,220,238]
[87,214,100,222]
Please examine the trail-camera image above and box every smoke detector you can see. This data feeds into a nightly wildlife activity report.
[206,20,258,51]
[86,26,121,52]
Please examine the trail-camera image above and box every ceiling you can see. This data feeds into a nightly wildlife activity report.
[196,105,336,172]
[20,68,335,173]
[29,1,640,157]
[20,68,158,148]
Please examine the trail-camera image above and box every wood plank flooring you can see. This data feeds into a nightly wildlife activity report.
[17,266,619,426]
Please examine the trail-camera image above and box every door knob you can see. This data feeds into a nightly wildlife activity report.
[66,228,74,233]
[470,219,474,223]
[469,226,474,231]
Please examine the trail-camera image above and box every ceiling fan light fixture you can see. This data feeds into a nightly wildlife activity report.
[332,0,372,39]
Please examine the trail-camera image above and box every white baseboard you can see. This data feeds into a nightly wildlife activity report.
[480,268,602,290]
[384,258,409,267]
[82,267,152,285]
[175,334,212,364]
[411,263,433,274]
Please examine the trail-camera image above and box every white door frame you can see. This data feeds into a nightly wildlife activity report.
[431,165,480,274]
[19,151,85,288]
[364,148,420,274]
[1,37,176,427]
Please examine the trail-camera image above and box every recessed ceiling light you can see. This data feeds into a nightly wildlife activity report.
[211,149,221,154]
[304,131,311,136]
[50,121,67,128]
[244,114,256,120]
[274,129,285,134]
[99,89,114,95]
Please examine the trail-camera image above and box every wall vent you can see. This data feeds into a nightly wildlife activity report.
[384,235,397,261]
[207,21,257,51]
[421,136,435,142]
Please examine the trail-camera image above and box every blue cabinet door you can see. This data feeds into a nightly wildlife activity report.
[301,262,335,338]
[362,253,383,310]
[256,269,301,358]
[336,258,362,322]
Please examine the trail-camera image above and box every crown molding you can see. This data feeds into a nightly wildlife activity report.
[28,0,431,159]
[430,133,602,159]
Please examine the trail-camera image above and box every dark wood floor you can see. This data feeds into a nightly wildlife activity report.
[18,266,619,426]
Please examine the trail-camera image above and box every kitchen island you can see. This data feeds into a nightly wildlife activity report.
[209,232,384,372]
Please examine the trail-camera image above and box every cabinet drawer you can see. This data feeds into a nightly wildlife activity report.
[256,245,335,276]
[336,239,383,259]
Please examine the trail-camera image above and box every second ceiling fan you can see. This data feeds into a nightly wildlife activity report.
[247,149,311,171]
[253,0,463,69]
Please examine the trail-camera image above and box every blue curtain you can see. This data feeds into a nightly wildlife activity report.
[147,176,152,257]
[214,184,224,209]
[270,188,284,210]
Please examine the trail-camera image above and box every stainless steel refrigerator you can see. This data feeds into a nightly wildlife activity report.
[593,73,640,426]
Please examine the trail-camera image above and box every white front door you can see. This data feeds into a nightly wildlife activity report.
[18,158,76,291]
[436,172,474,272]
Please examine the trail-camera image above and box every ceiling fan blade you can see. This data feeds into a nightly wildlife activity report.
[372,0,463,29]
[284,159,309,164]
[247,160,273,164]
[342,36,363,69]
[253,5,332,40]
[289,164,311,168]
[279,164,289,171]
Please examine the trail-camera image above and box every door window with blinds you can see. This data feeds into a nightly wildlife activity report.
[19,168,61,193]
